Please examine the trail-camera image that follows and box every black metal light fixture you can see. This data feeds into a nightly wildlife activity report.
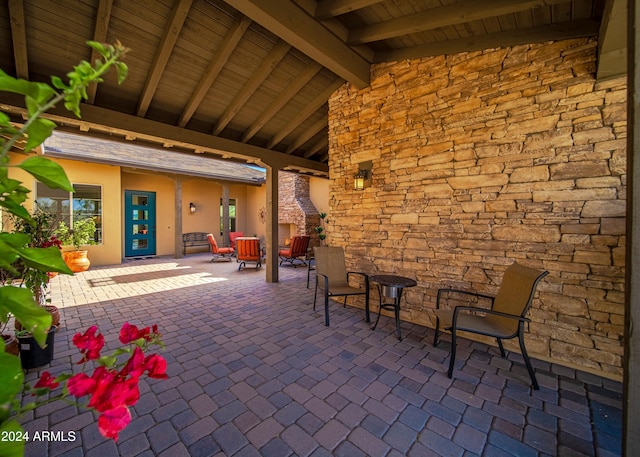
[189,202,196,213]
[354,161,372,190]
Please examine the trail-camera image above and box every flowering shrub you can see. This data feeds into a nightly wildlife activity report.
[26,322,167,441]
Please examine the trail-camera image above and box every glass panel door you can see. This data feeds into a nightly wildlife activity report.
[125,190,156,257]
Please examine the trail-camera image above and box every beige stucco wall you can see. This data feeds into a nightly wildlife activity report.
[9,154,123,266]
[328,37,626,379]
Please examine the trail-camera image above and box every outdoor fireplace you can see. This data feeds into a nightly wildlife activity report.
[278,173,320,247]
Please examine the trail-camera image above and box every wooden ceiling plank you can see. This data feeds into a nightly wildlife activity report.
[597,0,627,80]
[87,0,114,104]
[7,0,28,79]
[303,135,328,159]
[178,14,251,127]
[347,0,571,44]
[286,116,326,154]
[315,0,385,19]
[136,0,193,117]
[224,0,370,88]
[373,18,600,62]
[212,40,291,135]
[267,79,343,148]
[241,61,322,142]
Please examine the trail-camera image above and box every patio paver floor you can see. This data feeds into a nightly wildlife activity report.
[18,254,622,456]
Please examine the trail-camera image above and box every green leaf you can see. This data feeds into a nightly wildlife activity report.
[0,70,55,105]
[23,117,57,152]
[20,246,73,275]
[0,351,22,405]
[0,419,25,457]
[18,156,74,191]
[116,62,129,84]
[0,287,51,346]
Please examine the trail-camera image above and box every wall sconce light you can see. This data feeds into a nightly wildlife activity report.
[189,202,196,214]
[354,160,372,191]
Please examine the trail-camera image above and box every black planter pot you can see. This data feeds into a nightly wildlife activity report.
[18,326,56,369]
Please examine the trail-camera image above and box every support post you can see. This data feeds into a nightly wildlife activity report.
[222,184,230,246]
[265,165,279,282]
[174,177,183,258]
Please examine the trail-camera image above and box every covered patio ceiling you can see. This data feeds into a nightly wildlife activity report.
[0,0,626,176]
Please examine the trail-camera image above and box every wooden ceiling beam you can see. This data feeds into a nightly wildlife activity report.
[136,0,193,117]
[374,19,600,62]
[0,93,327,174]
[178,14,251,128]
[224,0,370,88]
[314,0,384,19]
[241,61,322,142]
[7,0,28,79]
[304,135,328,159]
[348,0,571,45]
[212,40,291,135]
[267,79,343,149]
[597,0,627,80]
[87,0,114,104]
[286,117,326,154]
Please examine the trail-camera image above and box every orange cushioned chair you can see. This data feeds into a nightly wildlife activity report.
[207,234,234,262]
[236,237,262,270]
[229,232,244,250]
[278,235,310,267]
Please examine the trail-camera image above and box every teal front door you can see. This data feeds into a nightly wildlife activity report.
[125,190,156,257]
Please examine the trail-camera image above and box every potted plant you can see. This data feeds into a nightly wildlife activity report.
[56,218,97,272]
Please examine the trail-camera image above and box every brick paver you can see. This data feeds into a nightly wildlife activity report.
[17,254,622,456]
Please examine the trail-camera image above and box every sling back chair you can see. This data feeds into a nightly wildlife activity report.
[207,233,234,262]
[434,263,548,390]
[279,235,311,267]
[236,237,262,270]
[313,247,370,327]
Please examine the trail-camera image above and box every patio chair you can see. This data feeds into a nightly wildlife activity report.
[207,234,234,262]
[433,263,548,390]
[229,232,244,250]
[279,235,310,267]
[313,246,370,327]
[236,237,262,270]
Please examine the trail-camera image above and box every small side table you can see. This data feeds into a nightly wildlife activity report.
[370,275,417,341]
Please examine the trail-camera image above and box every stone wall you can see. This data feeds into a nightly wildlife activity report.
[327,38,626,379]
[278,172,321,246]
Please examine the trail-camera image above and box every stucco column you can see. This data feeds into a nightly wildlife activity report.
[625,0,640,453]
[265,165,279,282]
[221,184,230,246]
[174,176,183,258]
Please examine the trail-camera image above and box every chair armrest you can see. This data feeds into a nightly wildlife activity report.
[436,288,495,309]
[316,272,330,290]
[347,271,369,288]
[451,305,530,325]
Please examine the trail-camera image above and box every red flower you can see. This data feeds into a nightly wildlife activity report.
[34,372,59,390]
[87,367,140,412]
[121,347,146,379]
[119,322,150,344]
[73,325,104,363]
[97,405,131,441]
[144,354,168,379]
[67,373,97,398]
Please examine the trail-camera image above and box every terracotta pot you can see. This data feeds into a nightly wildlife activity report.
[63,250,91,273]
[2,334,19,356]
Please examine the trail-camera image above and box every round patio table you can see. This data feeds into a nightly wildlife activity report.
[370,275,417,341]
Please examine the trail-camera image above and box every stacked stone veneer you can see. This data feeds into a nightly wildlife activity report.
[328,37,626,379]
[278,172,321,246]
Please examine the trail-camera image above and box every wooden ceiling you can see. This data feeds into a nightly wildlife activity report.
[0,0,623,176]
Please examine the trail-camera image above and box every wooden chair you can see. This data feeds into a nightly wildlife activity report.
[278,235,310,267]
[236,237,262,270]
[434,263,548,389]
[207,234,234,262]
[313,247,370,326]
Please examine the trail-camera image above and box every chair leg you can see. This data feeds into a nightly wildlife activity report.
[324,291,330,327]
[518,332,539,390]
[497,338,506,357]
[313,280,318,311]
[343,296,347,308]
[433,317,440,347]
[447,329,457,378]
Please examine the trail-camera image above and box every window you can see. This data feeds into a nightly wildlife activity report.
[220,198,236,235]
[36,182,103,243]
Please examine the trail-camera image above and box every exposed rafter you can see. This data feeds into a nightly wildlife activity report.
[348,0,571,45]
[224,0,371,88]
[286,117,326,154]
[87,0,114,104]
[314,0,384,20]
[7,0,28,79]
[137,0,193,117]
[212,40,291,135]
[241,61,322,142]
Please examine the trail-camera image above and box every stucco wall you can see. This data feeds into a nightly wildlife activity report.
[327,38,626,379]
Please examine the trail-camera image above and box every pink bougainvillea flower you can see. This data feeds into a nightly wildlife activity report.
[119,322,161,345]
[73,325,105,363]
[88,368,140,413]
[67,373,97,398]
[144,354,168,379]
[97,405,131,441]
[121,347,146,379]
[34,372,59,390]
